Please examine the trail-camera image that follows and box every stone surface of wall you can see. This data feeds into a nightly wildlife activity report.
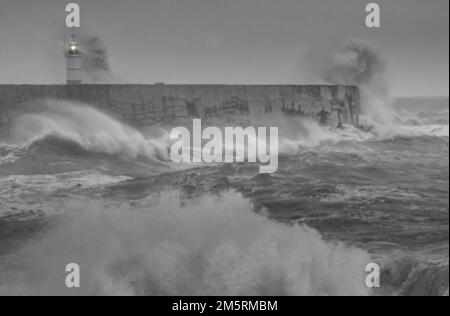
[0,85,360,135]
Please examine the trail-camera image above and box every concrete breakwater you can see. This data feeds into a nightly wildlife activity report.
[0,84,360,135]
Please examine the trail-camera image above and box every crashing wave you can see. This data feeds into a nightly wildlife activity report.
[9,100,171,162]
[0,191,372,296]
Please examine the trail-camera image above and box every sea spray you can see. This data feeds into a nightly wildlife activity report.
[10,100,170,162]
[0,98,447,296]
[0,191,372,296]
[307,38,394,125]
[8,100,446,168]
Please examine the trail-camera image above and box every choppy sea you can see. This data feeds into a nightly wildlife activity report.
[0,97,448,296]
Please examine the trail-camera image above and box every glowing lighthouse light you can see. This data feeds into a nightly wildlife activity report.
[69,43,78,53]
[66,35,82,84]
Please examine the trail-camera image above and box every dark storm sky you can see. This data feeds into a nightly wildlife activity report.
[0,0,448,96]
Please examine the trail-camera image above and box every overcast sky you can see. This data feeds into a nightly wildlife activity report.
[0,0,448,96]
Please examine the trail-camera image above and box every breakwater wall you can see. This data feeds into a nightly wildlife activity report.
[0,85,360,135]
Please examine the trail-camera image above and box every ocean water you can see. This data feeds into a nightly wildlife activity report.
[0,97,448,296]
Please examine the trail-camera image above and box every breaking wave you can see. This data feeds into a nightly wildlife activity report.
[9,100,170,162]
[1,97,447,296]
[0,191,372,296]
[2,98,447,169]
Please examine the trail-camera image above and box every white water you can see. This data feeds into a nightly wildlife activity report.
[0,98,447,296]
[0,191,372,296]
[3,98,447,168]
[10,100,170,161]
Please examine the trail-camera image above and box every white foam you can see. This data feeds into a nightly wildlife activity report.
[10,100,171,161]
[0,191,372,296]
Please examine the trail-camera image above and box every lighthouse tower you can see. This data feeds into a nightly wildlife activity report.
[66,35,82,85]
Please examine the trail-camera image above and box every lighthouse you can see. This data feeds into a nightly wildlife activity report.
[66,35,82,84]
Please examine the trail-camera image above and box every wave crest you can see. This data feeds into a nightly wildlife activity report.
[10,100,170,161]
[0,191,372,296]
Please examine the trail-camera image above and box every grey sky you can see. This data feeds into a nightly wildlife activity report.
[0,0,448,96]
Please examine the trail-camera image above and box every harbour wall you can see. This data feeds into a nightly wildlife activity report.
[0,84,360,135]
